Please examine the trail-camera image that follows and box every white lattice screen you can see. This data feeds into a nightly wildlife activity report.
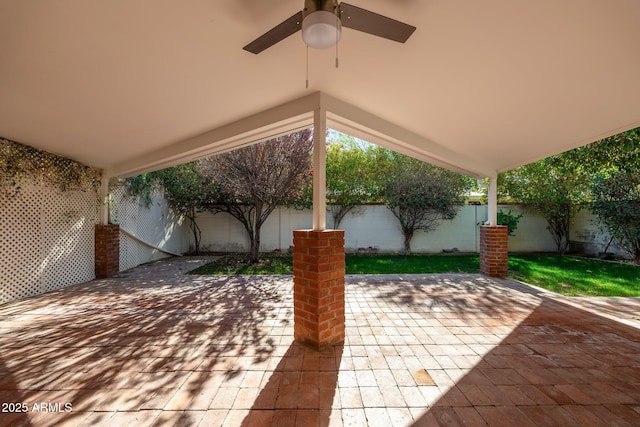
[110,185,186,271]
[0,182,99,305]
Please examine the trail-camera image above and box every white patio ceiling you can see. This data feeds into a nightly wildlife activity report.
[1,0,639,179]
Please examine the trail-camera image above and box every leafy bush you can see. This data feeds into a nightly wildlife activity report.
[591,171,640,264]
[497,209,524,236]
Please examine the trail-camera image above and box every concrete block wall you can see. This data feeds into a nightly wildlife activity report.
[196,205,560,254]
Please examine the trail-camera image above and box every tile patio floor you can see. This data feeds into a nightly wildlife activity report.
[0,257,639,426]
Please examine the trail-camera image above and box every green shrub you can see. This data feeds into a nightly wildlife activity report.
[497,209,524,236]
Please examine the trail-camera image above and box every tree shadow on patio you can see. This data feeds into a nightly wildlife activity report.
[368,274,546,315]
[0,260,292,426]
[240,342,343,427]
[407,297,640,426]
[0,356,33,427]
[344,274,640,426]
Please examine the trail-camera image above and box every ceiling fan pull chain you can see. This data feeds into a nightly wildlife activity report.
[335,9,339,68]
[306,45,310,89]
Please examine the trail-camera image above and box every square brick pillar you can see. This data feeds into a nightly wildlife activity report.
[95,224,120,278]
[293,230,345,350]
[479,225,509,278]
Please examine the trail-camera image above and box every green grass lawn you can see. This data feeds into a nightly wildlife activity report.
[189,253,640,297]
[508,255,639,297]
[189,254,294,275]
[345,254,479,274]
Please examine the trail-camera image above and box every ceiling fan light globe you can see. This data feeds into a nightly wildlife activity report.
[301,10,342,49]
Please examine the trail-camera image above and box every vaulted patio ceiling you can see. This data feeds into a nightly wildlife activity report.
[1,1,639,178]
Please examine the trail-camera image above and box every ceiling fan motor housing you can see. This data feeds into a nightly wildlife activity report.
[303,0,340,19]
[302,0,342,49]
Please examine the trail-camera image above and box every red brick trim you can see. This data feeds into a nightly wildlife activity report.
[479,225,509,278]
[293,230,345,350]
[95,224,120,278]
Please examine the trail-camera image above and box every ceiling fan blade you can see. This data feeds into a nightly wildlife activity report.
[243,11,303,54]
[339,3,416,43]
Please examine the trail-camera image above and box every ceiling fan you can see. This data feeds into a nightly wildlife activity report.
[243,0,416,54]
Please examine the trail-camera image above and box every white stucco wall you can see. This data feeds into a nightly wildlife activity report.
[195,204,562,254]
[569,208,627,257]
[500,205,558,252]
[198,208,311,253]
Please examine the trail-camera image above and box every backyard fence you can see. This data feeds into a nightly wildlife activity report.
[0,182,188,305]
[109,184,189,271]
[0,181,99,304]
[194,204,624,257]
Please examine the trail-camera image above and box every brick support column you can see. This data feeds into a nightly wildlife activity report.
[95,224,120,278]
[293,230,345,350]
[479,225,509,278]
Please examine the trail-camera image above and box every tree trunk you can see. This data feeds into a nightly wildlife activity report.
[548,220,569,256]
[403,231,413,255]
[250,224,261,263]
[192,221,201,255]
[188,208,201,255]
[250,203,263,263]
[332,205,353,229]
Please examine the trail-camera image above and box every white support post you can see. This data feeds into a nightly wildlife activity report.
[487,176,498,226]
[100,174,111,225]
[312,108,327,231]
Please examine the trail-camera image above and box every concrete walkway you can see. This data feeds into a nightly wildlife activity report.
[0,257,638,426]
